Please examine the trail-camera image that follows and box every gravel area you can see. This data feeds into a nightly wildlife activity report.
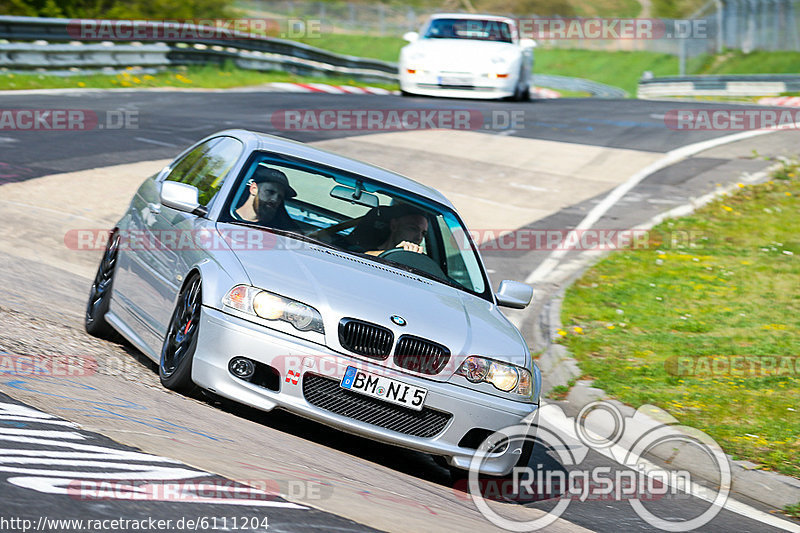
[0,304,162,389]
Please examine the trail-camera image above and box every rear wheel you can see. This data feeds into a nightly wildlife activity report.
[85,230,119,337]
[159,274,202,392]
[519,82,531,102]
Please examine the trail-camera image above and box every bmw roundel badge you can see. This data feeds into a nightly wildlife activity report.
[390,315,407,326]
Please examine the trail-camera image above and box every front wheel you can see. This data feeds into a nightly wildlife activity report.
[159,274,202,392]
[85,229,119,338]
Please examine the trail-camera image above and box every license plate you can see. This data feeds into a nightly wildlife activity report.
[340,366,427,411]
[439,76,472,86]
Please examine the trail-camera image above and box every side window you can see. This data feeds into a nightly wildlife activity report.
[166,137,243,206]
[435,214,485,293]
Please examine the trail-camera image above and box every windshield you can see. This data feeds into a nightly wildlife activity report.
[423,18,513,43]
[218,151,490,299]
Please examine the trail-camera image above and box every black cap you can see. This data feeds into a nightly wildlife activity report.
[251,165,297,198]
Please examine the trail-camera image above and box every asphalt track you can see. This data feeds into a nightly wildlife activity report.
[1,89,799,532]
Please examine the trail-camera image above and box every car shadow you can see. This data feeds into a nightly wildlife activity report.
[197,388,568,505]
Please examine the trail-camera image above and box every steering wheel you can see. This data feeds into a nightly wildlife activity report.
[377,248,447,279]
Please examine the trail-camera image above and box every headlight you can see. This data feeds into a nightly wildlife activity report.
[456,356,533,397]
[223,285,324,334]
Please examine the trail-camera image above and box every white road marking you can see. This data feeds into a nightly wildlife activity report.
[0,429,84,439]
[0,415,77,427]
[509,182,551,192]
[0,402,308,509]
[525,125,800,284]
[539,404,800,532]
[134,137,178,148]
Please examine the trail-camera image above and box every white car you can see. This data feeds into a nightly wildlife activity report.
[399,14,535,100]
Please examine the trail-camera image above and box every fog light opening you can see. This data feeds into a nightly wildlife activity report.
[229,357,256,380]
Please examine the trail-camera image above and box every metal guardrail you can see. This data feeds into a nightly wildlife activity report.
[532,74,627,98]
[0,41,399,82]
[638,74,800,98]
[0,15,398,82]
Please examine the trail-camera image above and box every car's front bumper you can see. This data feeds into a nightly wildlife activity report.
[192,306,538,475]
[399,69,519,99]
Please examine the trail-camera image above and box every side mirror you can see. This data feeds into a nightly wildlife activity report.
[403,31,419,42]
[160,181,206,216]
[520,38,537,49]
[496,280,533,309]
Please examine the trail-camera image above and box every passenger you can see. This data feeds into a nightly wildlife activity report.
[235,165,300,231]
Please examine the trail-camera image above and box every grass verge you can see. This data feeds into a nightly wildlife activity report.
[559,159,800,479]
[786,502,800,520]
[0,63,398,91]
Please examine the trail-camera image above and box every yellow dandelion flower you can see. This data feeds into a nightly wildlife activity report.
[557,329,567,337]
[77,81,85,87]
[786,192,792,196]
[607,325,615,330]
[573,326,583,334]
[737,183,744,188]
[722,205,733,212]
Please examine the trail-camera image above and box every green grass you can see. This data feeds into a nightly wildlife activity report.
[0,63,397,91]
[698,50,800,75]
[568,0,642,17]
[786,502,800,520]
[536,48,681,95]
[559,161,800,478]
[295,34,405,62]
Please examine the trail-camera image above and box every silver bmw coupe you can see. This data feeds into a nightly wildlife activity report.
[86,129,540,475]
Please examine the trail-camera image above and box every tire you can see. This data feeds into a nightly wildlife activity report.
[505,79,524,102]
[519,83,531,102]
[159,274,202,392]
[85,229,120,338]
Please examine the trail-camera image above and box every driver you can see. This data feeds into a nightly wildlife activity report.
[366,206,429,256]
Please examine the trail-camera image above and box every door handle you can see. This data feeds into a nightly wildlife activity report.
[147,202,161,215]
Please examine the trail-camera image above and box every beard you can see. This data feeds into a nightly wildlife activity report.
[255,200,278,222]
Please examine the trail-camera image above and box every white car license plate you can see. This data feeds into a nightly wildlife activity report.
[439,76,472,86]
[340,366,427,411]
